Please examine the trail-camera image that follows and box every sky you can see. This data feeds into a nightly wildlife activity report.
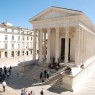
[0,0,95,29]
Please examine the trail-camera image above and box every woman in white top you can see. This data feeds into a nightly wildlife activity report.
[2,81,7,92]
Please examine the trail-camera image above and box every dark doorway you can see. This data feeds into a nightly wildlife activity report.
[18,51,20,56]
[61,38,65,60]
[61,38,70,61]
[11,51,14,57]
[5,52,8,58]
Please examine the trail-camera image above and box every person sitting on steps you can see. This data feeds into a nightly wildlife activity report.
[65,66,72,74]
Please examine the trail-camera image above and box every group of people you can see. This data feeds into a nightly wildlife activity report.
[64,66,72,74]
[0,66,12,82]
[48,57,60,71]
[40,70,50,82]
[0,66,12,92]
[21,88,33,95]
[21,88,44,95]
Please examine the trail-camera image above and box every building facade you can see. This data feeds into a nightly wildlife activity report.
[0,22,35,59]
[29,6,95,67]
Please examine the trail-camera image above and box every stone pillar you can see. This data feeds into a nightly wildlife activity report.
[80,28,83,65]
[75,26,81,67]
[46,28,51,63]
[33,29,36,60]
[55,27,59,62]
[85,30,87,60]
[83,29,86,63]
[65,27,69,64]
[39,29,43,62]
[38,31,40,59]
[44,32,46,58]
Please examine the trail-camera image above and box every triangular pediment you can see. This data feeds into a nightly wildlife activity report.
[29,6,82,22]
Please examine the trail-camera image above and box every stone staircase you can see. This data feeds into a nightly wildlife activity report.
[23,63,50,83]
[43,73,61,86]
[23,62,65,86]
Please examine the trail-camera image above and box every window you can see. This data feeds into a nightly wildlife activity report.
[5,35,8,40]
[26,42,29,48]
[5,43,7,49]
[22,51,24,55]
[11,51,14,57]
[31,51,32,55]
[26,51,28,56]
[5,52,8,58]
[12,44,14,49]
[23,36,24,40]
[31,37,32,40]
[5,28,7,32]
[18,44,20,49]
[12,29,14,32]
[22,43,24,49]
[18,36,20,41]
[27,36,28,40]
[18,51,20,56]
[12,35,14,40]
[7,29,12,32]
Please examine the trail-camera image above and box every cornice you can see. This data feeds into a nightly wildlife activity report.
[0,31,33,36]
[80,15,95,32]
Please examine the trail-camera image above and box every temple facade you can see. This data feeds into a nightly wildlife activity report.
[29,6,95,67]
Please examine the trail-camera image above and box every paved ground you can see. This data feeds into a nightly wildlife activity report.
[0,57,95,95]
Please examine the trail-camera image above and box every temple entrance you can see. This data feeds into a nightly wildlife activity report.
[61,38,70,61]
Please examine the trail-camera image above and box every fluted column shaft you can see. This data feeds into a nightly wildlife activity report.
[46,28,51,63]
[39,29,43,62]
[65,27,69,64]
[33,29,36,60]
[55,28,59,62]
[75,26,81,67]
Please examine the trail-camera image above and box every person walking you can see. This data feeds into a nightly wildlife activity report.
[44,70,47,78]
[40,89,44,95]
[2,81,7,92]
[28,91,33,95]
[47,70,50,78]
[21,89,24,95]
[40,72,43,79]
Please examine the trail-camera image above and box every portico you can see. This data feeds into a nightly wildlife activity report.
[29,6,95,67]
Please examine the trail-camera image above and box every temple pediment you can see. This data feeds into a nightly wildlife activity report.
[29,6,82,22]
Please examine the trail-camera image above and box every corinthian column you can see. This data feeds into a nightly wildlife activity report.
[75,26,81,67]
[55,27,59,62]
[44,32,46,58]
[65,27,69,64]
[39,29,43,62]
[46,28,51,63]
[33,29,36,60]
